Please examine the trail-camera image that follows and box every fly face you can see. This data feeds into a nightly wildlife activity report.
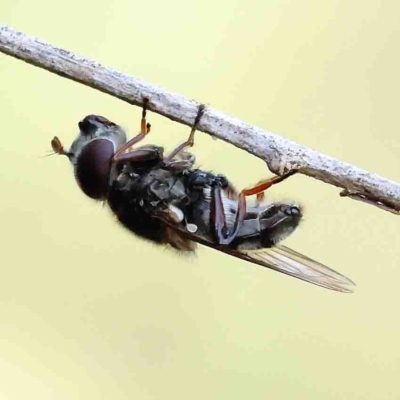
[69,115,127,165]
[52,115,127,200]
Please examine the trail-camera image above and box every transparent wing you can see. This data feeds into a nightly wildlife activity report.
[231,245,356,293]
[155,213,355,293]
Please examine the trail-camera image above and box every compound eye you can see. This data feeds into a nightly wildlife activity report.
[75,139,114,199]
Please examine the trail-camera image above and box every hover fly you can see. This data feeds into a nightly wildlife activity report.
[51,100,355,292]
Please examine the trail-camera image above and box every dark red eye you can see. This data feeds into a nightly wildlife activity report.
[75,139,114,199]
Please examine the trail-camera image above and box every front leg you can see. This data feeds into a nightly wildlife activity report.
[112,98,152,163]
[112,146,164,165]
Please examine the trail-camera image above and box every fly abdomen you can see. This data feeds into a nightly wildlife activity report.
[183,169,303,250]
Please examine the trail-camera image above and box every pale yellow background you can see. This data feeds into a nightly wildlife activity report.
[1,1,399,399]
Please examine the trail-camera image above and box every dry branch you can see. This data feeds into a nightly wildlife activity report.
[1,25,399,214]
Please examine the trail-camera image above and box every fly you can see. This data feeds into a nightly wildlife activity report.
[51,99,355,293]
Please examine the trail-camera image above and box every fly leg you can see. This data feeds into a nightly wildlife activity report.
[242,170,297,196]
[112,98,152,163]
[211,184,247,245]
[161,152,197,172]
[163,104,205,164]
[210,170,297,245]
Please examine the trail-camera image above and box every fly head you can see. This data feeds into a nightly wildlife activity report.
[51,115,127,200]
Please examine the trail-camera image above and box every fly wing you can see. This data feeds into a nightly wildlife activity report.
[155,213,355,293]
[231,245,356,293]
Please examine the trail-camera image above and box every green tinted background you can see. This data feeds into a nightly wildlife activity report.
[1,1,399,399]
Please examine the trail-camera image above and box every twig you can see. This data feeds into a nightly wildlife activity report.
[1,25,399,214]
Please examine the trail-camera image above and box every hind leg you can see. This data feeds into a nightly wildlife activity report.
[210,170,297,245]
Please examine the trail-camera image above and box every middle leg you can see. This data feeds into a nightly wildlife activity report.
[164,104,205,162]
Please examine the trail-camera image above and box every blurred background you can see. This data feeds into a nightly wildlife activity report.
[0,1,399,399]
